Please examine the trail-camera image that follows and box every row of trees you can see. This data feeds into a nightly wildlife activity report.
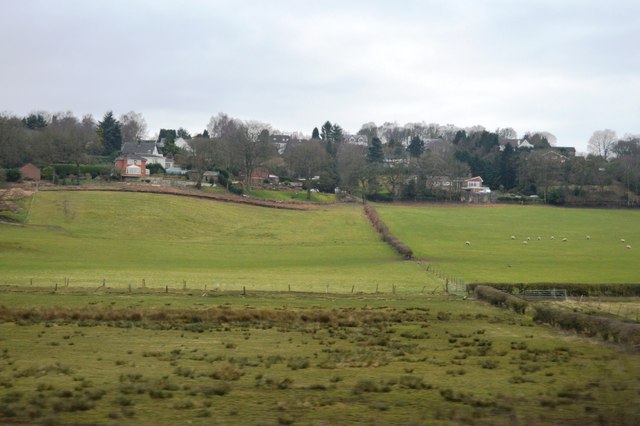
[0,110,149,168]
[2,110,638,205]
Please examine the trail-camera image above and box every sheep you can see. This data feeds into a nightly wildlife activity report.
[550,236,555,240]
[523,241,528,245]
[537,236,542,240]
[527,236,531,241]
[586,235,591,240]
[511,235,516,240]
[621,239,626,243]
[626,245,632,249]
[465,241,471,246]
[562,237,568,242]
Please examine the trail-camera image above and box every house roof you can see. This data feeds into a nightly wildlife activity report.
[19,163,40,171]
[121,142,158,155]
[466,176,483,182]
[115,154,147,161]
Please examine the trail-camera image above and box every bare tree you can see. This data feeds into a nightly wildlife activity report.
[285,140,329,199]
[337,143,372,203]
[187,137,222,189]
[588,129,617,160]
[119,111,147,142]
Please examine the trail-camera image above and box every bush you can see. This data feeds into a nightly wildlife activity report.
[6,169,21,182]
[147,163,165,175]
[217,169,230,187]
[229,184,244,196]
[474,285,528,314]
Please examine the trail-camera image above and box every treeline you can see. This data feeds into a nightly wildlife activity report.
[2,110,639,206]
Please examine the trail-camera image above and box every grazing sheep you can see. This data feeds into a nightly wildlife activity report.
[621,239,626,243]
[537,236,542,240]
[626,245,632,249]
[511,235,516,240]
[550,236,555,240]
[562,238,568,242]
[586,235,591,240]
[523,241,528,245]
[465,241,471,246]
[527,236,531,241]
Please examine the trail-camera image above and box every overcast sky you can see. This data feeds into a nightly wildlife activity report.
[2,0,638,152]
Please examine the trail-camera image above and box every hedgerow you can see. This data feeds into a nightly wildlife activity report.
[533,304,640,347]
[473,285,529,314]
[467,283,640,297]
[363,205,413,259]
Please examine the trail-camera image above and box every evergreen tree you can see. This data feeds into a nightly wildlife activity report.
[22,113,48,129]
[320,121,332,140]
[97,111,122,155]
[407,136,425,158]
[202,129,210,138]
[367,137,384,163]
[177,127,192,139]
[312,127,320,139]
[330,124,343,143]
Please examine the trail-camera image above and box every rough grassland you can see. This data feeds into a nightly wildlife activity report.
[0,191,433,292]
[0,292,638,425]
[374,204,640,284]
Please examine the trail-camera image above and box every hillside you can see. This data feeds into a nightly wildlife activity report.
[0,191,432,292]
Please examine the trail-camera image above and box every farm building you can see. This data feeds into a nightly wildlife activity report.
[19,163,41,181]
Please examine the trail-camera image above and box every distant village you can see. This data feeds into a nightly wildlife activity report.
[1,111,638,207]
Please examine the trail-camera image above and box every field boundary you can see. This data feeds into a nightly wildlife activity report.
[39,184,314,211]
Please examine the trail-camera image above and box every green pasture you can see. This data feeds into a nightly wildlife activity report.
[375,204,640,284]
[247,189,335,203]
[0,191,431,292]
[0,292,638,425]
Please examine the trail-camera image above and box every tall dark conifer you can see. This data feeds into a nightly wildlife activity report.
[97,111,122,155]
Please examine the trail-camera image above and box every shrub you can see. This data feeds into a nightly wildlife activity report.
[146,163,165,175]
[6,169,21,182]
[229,184,243,195]
[474,285,529,314]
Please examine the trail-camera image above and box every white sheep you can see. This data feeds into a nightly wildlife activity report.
[586,235,591,240]
[626,245,632,249]
[465,241,471,246]
[621,238,626,243]
[523,241,528,245]
[527,236,531,241]
[562,238,568,242]
[537,236,542,240]
[550,236,555,240]
[511,235,516,240]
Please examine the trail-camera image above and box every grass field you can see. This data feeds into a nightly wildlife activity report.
[248,189,336,203]
[0,191,432,293]
[0,291,639,425]
[375,204,640,284]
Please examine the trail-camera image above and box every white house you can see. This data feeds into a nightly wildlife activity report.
[463,176,491,193]
[121,142,168,168]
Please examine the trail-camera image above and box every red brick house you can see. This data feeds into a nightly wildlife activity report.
[114,154,148,178]
[19,163,41,181]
